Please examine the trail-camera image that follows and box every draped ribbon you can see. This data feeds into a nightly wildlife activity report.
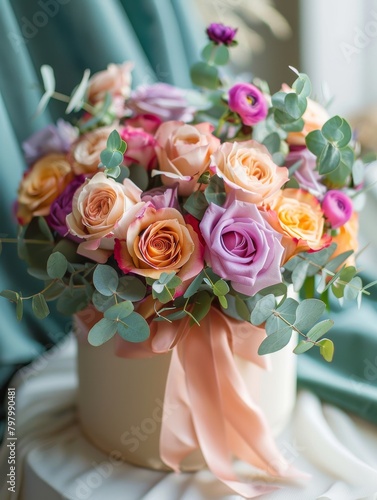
[77,306,305,498]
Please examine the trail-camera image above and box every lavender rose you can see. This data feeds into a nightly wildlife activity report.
[200,197,284,295]
[141,184,180,210]
[46,175,86,239]
[22,119,78,164]
[322,190,353,229]
[286,146,326,197]
[127,83,195,122]
[228,83,268,126]
[206,23,237,45]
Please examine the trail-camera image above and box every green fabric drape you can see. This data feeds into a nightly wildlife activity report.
[0,0,376,435]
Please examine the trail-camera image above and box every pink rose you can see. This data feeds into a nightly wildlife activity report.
[200,197,284,295]
[120,126,157,170]
[114,203,203,286]
[66,172,141,263]
[155,121,220,196]
[125,114,162,134]
[211,140,289,205]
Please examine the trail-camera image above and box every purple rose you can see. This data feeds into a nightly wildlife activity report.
[228,83,268,126]
[22,119,78,164]
[286,146,326,197]
[141,184,180,210]
[127,83,195,122]
[206,23,237,46]
[322,190,353,229]
[200,197,284,296]
[46,175,86,239]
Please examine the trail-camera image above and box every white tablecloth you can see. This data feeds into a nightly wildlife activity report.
[0,335,377,500]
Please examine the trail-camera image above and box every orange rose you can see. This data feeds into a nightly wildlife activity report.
[155,121,220,197]
[70,126,115,175]
[66,172,141,263]
[282,85,329,146]
[17,153,73,224]
[266,188,330,262]
[114,203,203,285]
[331,212,358,268]
[211,140,289,205]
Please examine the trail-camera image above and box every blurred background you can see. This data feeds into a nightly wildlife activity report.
[1,0,377,432]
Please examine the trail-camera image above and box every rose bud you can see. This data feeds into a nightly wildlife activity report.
[228,83,268,126]
[206,23,237,46]
[322,190,353,229]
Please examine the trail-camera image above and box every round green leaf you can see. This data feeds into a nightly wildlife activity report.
[104,301,134,320]
[116,276,146,301]
[318,338,334,362]
[100,149,123,169]
[294,299,326,334]
[258,327,293,355]
[213,279,230,297]
[306,319,334,341]
[93,265,119,296]
[92,291,117,312]
[88,318,118,346]
[32,293,50,319]
[190,61,220,90]
[106,130,121,150]
[250,294,276,326]
[293,340,314,355]
[117,312,150,343]
[47,252,68,279]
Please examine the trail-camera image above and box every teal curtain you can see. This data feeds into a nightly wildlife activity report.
[1,0,377,435]
[0,0,206,431]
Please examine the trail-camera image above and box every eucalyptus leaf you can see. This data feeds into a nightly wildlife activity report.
[66,68,90,114]
[294,299,326,334]
[93,265,119,296]
[106,130,121,150]
[116,276,146,301]
[100,149,123,169]
[190,61,220,90]
[213,279,230,297]
[293,340,314,355]
[306,319,334,341]
[318,143,341,174]
[184,270,205,298]
[258,327,293,355]
[190,291,213,324]
[92,291,117,312]
[117,312,150,342]
[104,301,134,320]
[32,294,50,319]
[16,297,23,321]
[250,294,276,326]
[57,288,91,314]
[183,191,208,219]
[205,175,226,206]
[291,260,310,292]
[306,129,327,156]
[0,290,20,302]
[47,252,68,279]
[319,338,334,362]
[88,318,118,346]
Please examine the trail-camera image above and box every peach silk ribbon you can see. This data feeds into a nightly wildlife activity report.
[108,306,302,498]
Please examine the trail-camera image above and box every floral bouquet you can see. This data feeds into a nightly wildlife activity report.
[1,22,374,497]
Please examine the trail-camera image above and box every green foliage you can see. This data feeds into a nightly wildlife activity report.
[99,130,127,177]
[32,294,50,319]
[204,175,226,206]
[47,252,68,279]
[93,265,119,296]
[201,42,229,65]
[190,62,220,90]
[183,191,208,219]
[147,272,182,304]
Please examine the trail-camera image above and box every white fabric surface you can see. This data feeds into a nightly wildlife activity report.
[0,335,377,500]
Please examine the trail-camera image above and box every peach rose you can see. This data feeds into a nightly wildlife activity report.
[17,153,73,224]
[66,172,141,263]
[87,62,133,104]
[282,85,329,146]
[211,140,289,205]
[331,212,358,268]
[114,203,203,286]
[70,126,115,175]
[155,121,220,197]
[266,188,330,262]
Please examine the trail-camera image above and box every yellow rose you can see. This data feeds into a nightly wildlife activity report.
[211,140,289,205]
[155,121,220,197]
[66,172,141,263]
[17,153,73,224]
[114,203,203,284]
[266,188,330,262]
[70,126,115,175]
[282,85,329,146]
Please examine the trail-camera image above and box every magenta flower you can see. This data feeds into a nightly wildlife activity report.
[46,175,86,240]
[200,197,284,295]
[322,190,353,229]
[127,83,195,122]
[120,126,157,170]
[206,23,238,46]
[228,83,268,126]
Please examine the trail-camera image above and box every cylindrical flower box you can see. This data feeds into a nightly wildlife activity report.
[75,308,297,472]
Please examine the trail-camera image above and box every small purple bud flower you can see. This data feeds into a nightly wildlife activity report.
[322,190,353,229]
[206,23,238,46]
[228,83,268,126]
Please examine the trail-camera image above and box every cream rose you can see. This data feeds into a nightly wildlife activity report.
[282,85,329,146]
[155,121,220,197]
[66,172,141,263]
[17,153,73,224]
[211,140,289,205]
[87,62,133,104]
[266,188,330,261]
[70,126,115,175]
[114,203,203,284]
